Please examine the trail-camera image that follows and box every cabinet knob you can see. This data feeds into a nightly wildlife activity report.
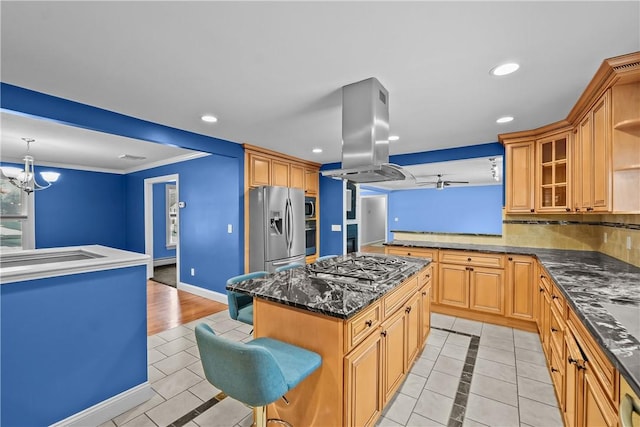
[540,274,546,279]
[586,207,594,212]
[566,208,571,212]
[365,320,373,327]
[551,367,559,373]
[467,257,472,261]
[576,208,581,212]
[407,252,411,256]
[508,257,513,261]
[405,306,412,314]
[530,209,535,213]
[422,291,427,296]
[426,274,430,278]
[469,267,474,271]
[551,327,558,333]
[568,357,578,365]
[539,287,545,293]
[552,295,558,300]
[381,331,387,337]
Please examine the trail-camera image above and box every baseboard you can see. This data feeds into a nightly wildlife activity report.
[49,382,153,427]
[178,282,228,304]
[153,257,176,267]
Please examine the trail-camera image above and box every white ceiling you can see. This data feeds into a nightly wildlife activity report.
[1,2,639,173]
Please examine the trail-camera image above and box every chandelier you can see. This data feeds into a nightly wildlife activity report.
[0,138,60,194]
[490,158,500,182]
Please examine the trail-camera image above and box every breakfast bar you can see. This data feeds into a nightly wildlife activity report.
[227,253,432,426]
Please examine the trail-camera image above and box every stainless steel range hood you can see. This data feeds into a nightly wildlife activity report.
[322,78,410,183]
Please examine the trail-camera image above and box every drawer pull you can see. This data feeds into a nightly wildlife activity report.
[586,207,594,212]
[551,367,559,373]
[405,306,412,314]
[508,257,513,261]
[552,295,559,300]
[421,291,427,296]
[467,257,472,261]
[426,274,430,278]
[365,320,373,327]
[551,327,558,333]
[620,394,640,427]
[539,287,545,293]
[381,331,387,337]
[540,274,546,279]
[568,357,578,365]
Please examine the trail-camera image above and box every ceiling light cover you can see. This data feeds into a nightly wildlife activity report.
[201,114,218,123]
[312,148,323,154]
[496,116,514,124]
[389,135,399,141]
[0,138,60,194]
[490,63,520,76]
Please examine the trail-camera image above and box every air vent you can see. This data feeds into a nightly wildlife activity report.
[118,154,147,161]
[613,61,640,71]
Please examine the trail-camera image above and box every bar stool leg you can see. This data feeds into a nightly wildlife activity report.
[254,406,267,427]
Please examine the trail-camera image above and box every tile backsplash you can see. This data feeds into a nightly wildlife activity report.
[393,211,639,267]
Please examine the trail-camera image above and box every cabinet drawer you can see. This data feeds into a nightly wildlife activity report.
[382,276,419,319]
[386,247,438,260]
[549,345,565,406]
[549,305,565,362]
[550,283,566,315]
[345,301,381,353]
[568,309,617,402]
[439,250,505,268]
[419,265,433,288]
[539,269,553,293]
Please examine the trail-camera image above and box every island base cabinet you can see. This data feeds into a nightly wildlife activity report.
[344,331,383,427]
[420,282,432,344]
[382,308,407,404]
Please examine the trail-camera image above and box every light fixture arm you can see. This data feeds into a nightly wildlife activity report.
[0,138,59,194]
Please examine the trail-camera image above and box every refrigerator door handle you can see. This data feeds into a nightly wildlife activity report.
[284,198,291,251]
[287,197,294,251]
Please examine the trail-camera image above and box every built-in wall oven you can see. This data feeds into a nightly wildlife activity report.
[305,220,317,256]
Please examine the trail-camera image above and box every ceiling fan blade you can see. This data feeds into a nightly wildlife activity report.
[443,180,469,184]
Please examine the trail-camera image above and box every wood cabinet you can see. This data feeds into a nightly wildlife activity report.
[583,367,618,427]
[344,329,383,427]
[290,164,304,190]
[381,307,407,404]
[304,168,319,194]
[575,91,611,212]
[500,52,640,214]
[405,293,422,368]
[271,159,290,187]
[506,255,536,321]
[419,275,432,345]
[505,140,536,213]
[438,251,504,314]
[536,132,571,212]
[248,152,272,187]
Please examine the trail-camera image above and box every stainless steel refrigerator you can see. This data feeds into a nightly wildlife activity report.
[249,186,305,272]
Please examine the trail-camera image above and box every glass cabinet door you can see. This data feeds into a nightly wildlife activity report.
[537,133,570,211]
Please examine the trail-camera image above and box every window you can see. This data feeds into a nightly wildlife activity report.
[0,177,34,250]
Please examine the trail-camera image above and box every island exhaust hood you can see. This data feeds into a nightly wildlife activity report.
[322,78,411,183]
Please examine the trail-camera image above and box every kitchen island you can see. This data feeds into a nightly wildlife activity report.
[1,245,151,427]
[227,253,432,426]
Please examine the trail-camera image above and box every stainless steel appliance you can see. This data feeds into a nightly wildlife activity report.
[304,196,316,218]
[308,255,412,287]
[249,186,305,272]
[305,220,316,256]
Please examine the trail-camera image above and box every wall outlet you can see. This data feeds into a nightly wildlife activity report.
[331,224,341,232]
[191,268,196,276]
[394,217,399,222]
[627,236,632,250]
[604,232,608,243]
[227,224,233,234]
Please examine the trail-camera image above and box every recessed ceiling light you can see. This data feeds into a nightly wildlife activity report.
[118,154,147,161]
[490,63,520,76]
[201,114,218,123]
[312,148,323,154]
[389,135,400,141]
[496,116,514,124]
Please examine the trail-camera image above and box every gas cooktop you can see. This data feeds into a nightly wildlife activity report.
[307,254,411,285]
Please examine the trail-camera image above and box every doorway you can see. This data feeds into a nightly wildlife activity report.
[144,174,179,287]
[360,194,387,251]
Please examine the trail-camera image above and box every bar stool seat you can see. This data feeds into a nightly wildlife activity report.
[226,271,268,326]
[195,323,321,427]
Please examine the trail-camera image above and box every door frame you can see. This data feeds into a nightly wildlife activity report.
[144,174,179,280]
[360,193,389,245]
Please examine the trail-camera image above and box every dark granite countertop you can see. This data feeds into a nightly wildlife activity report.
[226,253,431,320]
[387,240,640,397]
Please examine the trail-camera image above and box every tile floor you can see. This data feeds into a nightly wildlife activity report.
[101,312,563,427]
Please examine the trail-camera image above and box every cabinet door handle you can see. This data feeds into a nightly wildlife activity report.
[568,357,578,365]
[530,209,535,213]
[586,207,594,212]
[575,208,581,212]
[539,287,545,293]
[508,257,513,261]
[551,367,559,373]
[407,252,411,256]
[540,274,546,279]
[381,331,387,337]
[405,306,412,314]
[551,327,558,333]
[552,295,558,300]
[467,257,472,261]
[565,208,571,212]
[365,320,373,327]
[422,291,427,296]
[426,274,430,278]
[469,267,474,271]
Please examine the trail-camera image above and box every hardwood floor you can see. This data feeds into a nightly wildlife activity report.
[361,243,386,254]
[147,280,227,336]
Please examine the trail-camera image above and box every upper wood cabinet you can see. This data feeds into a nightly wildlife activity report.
[248,152,272,187]
[500,52,640,214]
[271,159,290,187]
[244,144,320,192]
[290,164,305,190]
[536,131,571,212]
[505,140,535,213]
[304,168,319,194]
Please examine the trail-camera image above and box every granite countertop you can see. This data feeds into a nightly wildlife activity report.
[387,240,640,397]
[226,253,431,320]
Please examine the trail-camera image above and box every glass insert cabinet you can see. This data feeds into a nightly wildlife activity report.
[536,132,571,212]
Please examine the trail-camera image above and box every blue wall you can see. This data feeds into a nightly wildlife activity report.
[126,155,243,294]
[153,182,176,260]
[1,265,147,426]
[388,185,503,237]
[318,143,506,251]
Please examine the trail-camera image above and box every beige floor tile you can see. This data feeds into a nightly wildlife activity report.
[154,350,199,376]
[515,347,547,366]
[147,335,167,349]
[112,391,165,426]
[480,323,514,341]
[479,334,515,352]
[146,390,202,426]
[193,397,252,426]
[399,373,428,398]
[148,348,167,364]
[120,414,157,427]
[413,389,454,425]
[477,345,515,366]
[445,333,471,348]
[425,370,460,398]
[431,313,456,329]
[433,355,464,377]
[516,359,552,384]
[440,342,468,361]
[375,416,403,426]
[406,412,446,426]
[420,344,441,361]
[409,356,435,378]
[189,379,221,401]
[473,357,517,384]
[518,396,563,426]
[382,392,417,425]
[451,318,483,336]
[465,393,519,426]
[426,332,448,348]
[152,367,203,400]
[155,337,197,357]
[155,325,192,342]
[517,376,558,406]
[470,373,518,406]
[148,365,166,383]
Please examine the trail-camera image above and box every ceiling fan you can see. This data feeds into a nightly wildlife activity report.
[414,174,469,190]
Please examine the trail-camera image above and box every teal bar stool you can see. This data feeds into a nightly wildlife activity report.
[274,262,304,272]
[226,271,268,326]
[316,255,338,262]
[195,323,322,427]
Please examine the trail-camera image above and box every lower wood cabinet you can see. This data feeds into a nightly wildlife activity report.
[344,331,383,427]
[439,263,504,314]
[583,365,617,427]
[381,308,407,404]
[420,280,432,344]
[439,263,469,307]
[506,255,536,320]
